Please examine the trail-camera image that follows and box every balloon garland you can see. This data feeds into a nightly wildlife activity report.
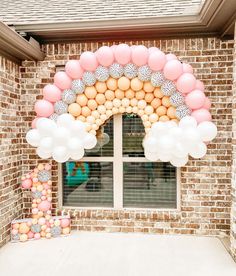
[26,44,217,167]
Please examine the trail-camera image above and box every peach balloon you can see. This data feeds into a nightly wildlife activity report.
[119,106,126,113]
[126,106,132,113]
[125,89,135,99]
[162,96,171,108]
[135,90,145,100]
[154,88,163,98]
[145,93,154,103]
[115,89,125,99]
[95,81,107,93]
[20,234,28,242]
[107,78,117,90]
[151,98,161,109]
[54,71,72,90]
[144,121,151,128]
[143,82,155,93]
[62,227,71,235]
[65,60,84,79]
[118,77,130,91]
[78,115,86,122]
[87,99,98,111]
[76,94,88,106]
[19,223,30,234]
[112,107,119,114]
[159,115,170,122]
[105,90,115,101]
[81,106,91,117]
[131,78,143,91]
[141,114,149,122]
[95,94,106,105]
[104,101,113,110]
[167,106,176,119]
[85,86,97,99]
[138,109,145,116]
[68,103,81,116]
[43,84,62,103]
[156,106,167,116]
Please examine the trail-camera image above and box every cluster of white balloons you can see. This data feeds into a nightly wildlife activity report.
[143,116,217,167]
[26,114,97,163]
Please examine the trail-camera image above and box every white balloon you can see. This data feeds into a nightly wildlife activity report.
[53,127,71,145]
[189,142,207,158]
[197,121,217,142]
[70,121,87,139]
[183,127,201,144]
[179,116,197,129]
[26,129,41,147]
[36,147,52,159]
[39,137,53,152]
[158,152,173,162]
[145,151,159,161]
[150,121,167,136]
[143,137,159,152]
[36,118,57,136]
[157,135,174,152]
[170,156,188,167]
[67,137,83,152]
[173,142,188,158]
[70,148,85,160]
[52,146,70,163]
[169,127,183,141]
[57,114,75,128]
[83,134,97,149]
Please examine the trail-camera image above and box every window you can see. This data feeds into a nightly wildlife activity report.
[61,114,178,209]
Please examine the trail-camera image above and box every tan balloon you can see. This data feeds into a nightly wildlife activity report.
[76,94,88,106]
[156,106,167,116]
[162,96,171,108]
[105,90,115,101]
[135,90,145,100]
[68,103,81,117]
[90,129,96,135]
[96,118,103,125]
[125,89,135,99]
[115,89,125,99]
[87,99,98,111]
[95,81,107,93]
[107,77,117,90]
[143,82,154,93]
[145,93,154,103]
[167,106,176,119]
[144,121,151,128]
[159,115,170,122]
[131,77,143,91]
[81,106,91,117]
[85,86,97,99]
[92,123,99,130]
[118,76,130,91]
[96,94,106,105]
[154,88,163,98]
[151,98,161,109]
[100,114,107,121]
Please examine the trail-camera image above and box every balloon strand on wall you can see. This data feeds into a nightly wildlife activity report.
[27,44,217,167]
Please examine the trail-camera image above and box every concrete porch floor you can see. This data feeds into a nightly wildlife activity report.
[0,232,235,276]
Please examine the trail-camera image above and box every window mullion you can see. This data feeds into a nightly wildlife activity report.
[113,114,123,209]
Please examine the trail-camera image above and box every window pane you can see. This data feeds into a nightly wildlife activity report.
[85,117,113,157]
[122,114,145,157]
[123,162,177,208]
[63,161,113,207]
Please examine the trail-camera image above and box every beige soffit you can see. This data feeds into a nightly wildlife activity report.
[10,0,236,42]
[0,21,44,63]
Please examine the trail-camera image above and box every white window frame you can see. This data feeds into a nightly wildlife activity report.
[59,114,180,210]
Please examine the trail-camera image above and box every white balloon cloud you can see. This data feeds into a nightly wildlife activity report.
[26,114,97,163]
[143,116,217,167]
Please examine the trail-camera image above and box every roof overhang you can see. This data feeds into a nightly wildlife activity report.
[11,0,236,43]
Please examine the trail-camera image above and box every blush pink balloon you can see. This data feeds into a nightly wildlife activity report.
[34,100,54,117]
[96,46,114,67]
[176,73,196,94]
[131,45,149,66]
[195,80,205,91]
[43,84,62,103]
[27,231,34,239]
[148,50,166,71]
[31,117,41,128]
[185,90,206,109]
[163,60,183,81]
[34,233,41,239]
[22,179,32,189]
[202,97,211,110]
[191,108,212,123]
[12,229,18,235]
[166,53,177,61]
[54,71,72,90]
[110,45,117,53]
[148,47,159,54]
[80,51,98,71]
[38,200,51,212]
[60,218,70,228]
[38,218,46,225]
[65,60,84,79]
[182,63,193,74]
[130,45,137,50]
[114,44,131,65]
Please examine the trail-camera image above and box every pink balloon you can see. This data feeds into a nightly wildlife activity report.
[131,45,149,66]
[191,108,212,123]
[195,80,205,91]
[34,233,41,239]
[176,73,196,94]
[43,84,62,103]
[114,44,131,65]
[110,45,117,53]
[34,100,54,117]
[38,218,46,225]
[60,218,70,228]
[130,45,137,50]
[54,72,72,90]
[38,200,51,212]
[22,179,32,189]
[166,53,177,61]
[12,229,18,235]
[202,97,211,110]
[148,47,159,54]
[31,117,41,128]
[96,46,114,67]
[27,231,34,239]
[182,63,193,74]
[148,50,166,71]
[185,90,206,109]
[163,60,183,81]
[80,51,98,71]
[65,60,84,79]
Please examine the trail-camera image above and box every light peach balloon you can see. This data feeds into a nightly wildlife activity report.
[141,114,149,122]
[137,100,147,109]
[113,98,121,108]
[76,94,88,106]
[96,94,106,105]
[151,98,161,109]
[97,105,106,114]
[172,118,179,123]
[131,77,143,91]
[115,89,125,99]
[144,105,154,115]
[105,90,115,101]
[96,118,103,125]
[118,76,130,91]
[149,113,159,123]
[124,89,134,99]
[159,115,170,122]
[135,90,145,100]
[154,88,163,98]
[95,81,107,93]
[144,121,151,128]
[112,107,119,114]
[145,93,154,103]
[137,109,145,116]
[119,106,126,113]
[85,86,97,99]
[121,98,130,107]
[90,129,96,135]
[130,98,138,106]
[132,106,138,113]
[107,77,117,90]
[106,110,113,117]
[104,101,113,110]
[87,99,98,111]
[167,106,176,119]
[77,115,86,122]
[143,82,154,93]
[91,110,100,119]
[86,123,92,131]
[162,96,171,108]
[92,123,99,130]
[126,106,132,113]
[87,115,95,124]
[81,106,91,117]
[68,103,81,117]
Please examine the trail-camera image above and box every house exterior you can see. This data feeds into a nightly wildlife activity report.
[0,0,236,261]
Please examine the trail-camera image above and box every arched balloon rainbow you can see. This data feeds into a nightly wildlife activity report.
[26,44,217,167]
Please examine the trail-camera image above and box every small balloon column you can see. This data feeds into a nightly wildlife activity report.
[11,164,71,242]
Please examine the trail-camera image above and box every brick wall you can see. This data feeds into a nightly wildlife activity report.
[19,37,234,241]
[0,56,23,247]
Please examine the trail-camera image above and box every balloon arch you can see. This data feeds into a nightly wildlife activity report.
[26,44,217,167]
